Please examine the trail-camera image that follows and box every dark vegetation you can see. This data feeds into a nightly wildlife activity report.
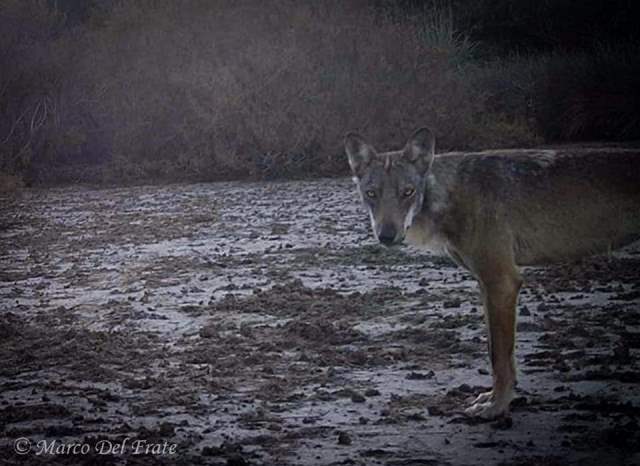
[1,0,639,188]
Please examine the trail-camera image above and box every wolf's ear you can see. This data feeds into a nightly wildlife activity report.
[345,132,376,178]
[403,127,435,174]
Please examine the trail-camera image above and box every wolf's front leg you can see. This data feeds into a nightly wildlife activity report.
[465,267,521,419]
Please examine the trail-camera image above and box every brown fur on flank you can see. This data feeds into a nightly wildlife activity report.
[345,128,640,419]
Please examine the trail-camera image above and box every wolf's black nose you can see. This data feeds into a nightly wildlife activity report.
[378,225,397,246]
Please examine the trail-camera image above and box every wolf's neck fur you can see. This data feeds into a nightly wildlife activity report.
[424,170,450,219]
[405,155,457,254]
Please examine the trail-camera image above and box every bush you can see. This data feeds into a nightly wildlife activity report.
[535,44,640,141]
[470,44,640,143]
[82,0,490,182]
[0,1,637,186]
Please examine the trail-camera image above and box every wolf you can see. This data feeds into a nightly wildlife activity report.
[345,127,640,419]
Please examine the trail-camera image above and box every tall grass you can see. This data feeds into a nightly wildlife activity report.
[0,0,65,182]
[52,0,496,183]
[0,1,638,188]
[415,3,477,66]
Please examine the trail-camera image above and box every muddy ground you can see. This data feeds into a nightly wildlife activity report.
[1,178,639,466]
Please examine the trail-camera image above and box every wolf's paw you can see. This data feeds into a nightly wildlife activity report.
[464,390,512,419]
[470,390,493,405]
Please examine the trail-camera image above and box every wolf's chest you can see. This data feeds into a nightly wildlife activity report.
[405,222,448,256]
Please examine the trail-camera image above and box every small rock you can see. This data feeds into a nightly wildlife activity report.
[457,383,474,393]
[158,422,174,436]
[406,412,426,421]
[337,431,352,445]
[199,325,218,338]
[427,406,445,416]
[202,446,222,456]
[443,299,462,308]
[613,342,631,363]
[405,370,435,380]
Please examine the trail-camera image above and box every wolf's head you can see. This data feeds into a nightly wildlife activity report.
[345,128,435,247]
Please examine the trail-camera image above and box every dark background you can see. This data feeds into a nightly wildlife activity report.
[1,0,639,187]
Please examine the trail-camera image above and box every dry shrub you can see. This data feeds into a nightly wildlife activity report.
[3,1,637,185]
[74,0,488,181]
[535,45,640,141]
[0,1,61,179]
[469,44,640,144]
[0,0,103,185]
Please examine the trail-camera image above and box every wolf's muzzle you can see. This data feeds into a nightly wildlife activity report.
[378,224,399,246]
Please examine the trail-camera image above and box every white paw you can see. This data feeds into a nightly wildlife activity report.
[464,389,513,419]
[464,399,509,419]
[471,390,493,405]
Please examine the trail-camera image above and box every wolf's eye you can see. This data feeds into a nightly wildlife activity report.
[365,190,377,199]
[403,187,415,197]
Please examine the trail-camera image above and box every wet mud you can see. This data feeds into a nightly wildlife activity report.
[1,179,639,465]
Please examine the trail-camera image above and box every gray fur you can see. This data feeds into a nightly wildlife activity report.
[345,128,640,419]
